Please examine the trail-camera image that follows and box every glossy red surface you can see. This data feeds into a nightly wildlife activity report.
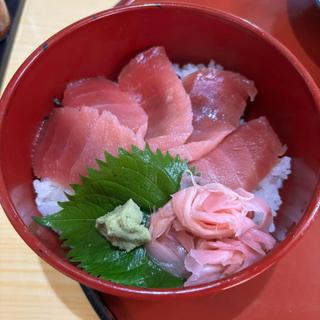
[128,0,320,86]
[0,3,319,300]
[104,215,320,319]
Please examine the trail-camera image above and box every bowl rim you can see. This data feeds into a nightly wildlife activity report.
[0,2,320,299]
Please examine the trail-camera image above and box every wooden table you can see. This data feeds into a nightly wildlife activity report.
[0,1,118,319]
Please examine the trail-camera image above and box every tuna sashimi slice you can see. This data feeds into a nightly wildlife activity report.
[191,117,285,191]
[33,110,61,178]
[119,46,193,150]
[167,68,256,162]
[55,107,100,187]
[69,111,145,184]
[183,68,257,128]
[63,77,148,138]
[33,108,77,184]
[167,119,234,162]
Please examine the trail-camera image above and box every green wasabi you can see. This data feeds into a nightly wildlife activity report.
[95,199,151,252]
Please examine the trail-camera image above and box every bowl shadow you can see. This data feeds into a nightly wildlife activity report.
[287,0,320,68]
[39,259,98,320]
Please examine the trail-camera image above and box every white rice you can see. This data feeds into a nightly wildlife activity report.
[254,156,291,232]
[33,179,73,216]
[173,60,223,78]
[254,156,291,215]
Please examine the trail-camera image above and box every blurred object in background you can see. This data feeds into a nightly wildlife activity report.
[0,0,10,40]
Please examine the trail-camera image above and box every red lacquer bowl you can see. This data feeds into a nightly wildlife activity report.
[0,3,319,299]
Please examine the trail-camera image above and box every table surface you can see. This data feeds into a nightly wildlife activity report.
[0,1,118,319]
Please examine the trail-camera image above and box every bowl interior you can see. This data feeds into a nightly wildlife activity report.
[0,4,319,298]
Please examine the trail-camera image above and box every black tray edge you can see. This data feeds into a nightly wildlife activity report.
[0,0,25,89]
[80,285,117,320]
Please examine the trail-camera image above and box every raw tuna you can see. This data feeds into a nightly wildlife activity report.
[63,77,148,138]
[167,119,234,162]
[56,107,100,186]
[169,68,257,162]
[119,46,193,150]
[183,68,257,128]
[70,111,144,184]
[33,108,79,185]
[191,117,285,191]
[33,108,144,186]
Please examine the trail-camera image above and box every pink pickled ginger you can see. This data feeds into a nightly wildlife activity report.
[147,182,276,286]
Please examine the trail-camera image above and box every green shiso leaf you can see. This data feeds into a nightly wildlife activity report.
[35,145,188,288]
